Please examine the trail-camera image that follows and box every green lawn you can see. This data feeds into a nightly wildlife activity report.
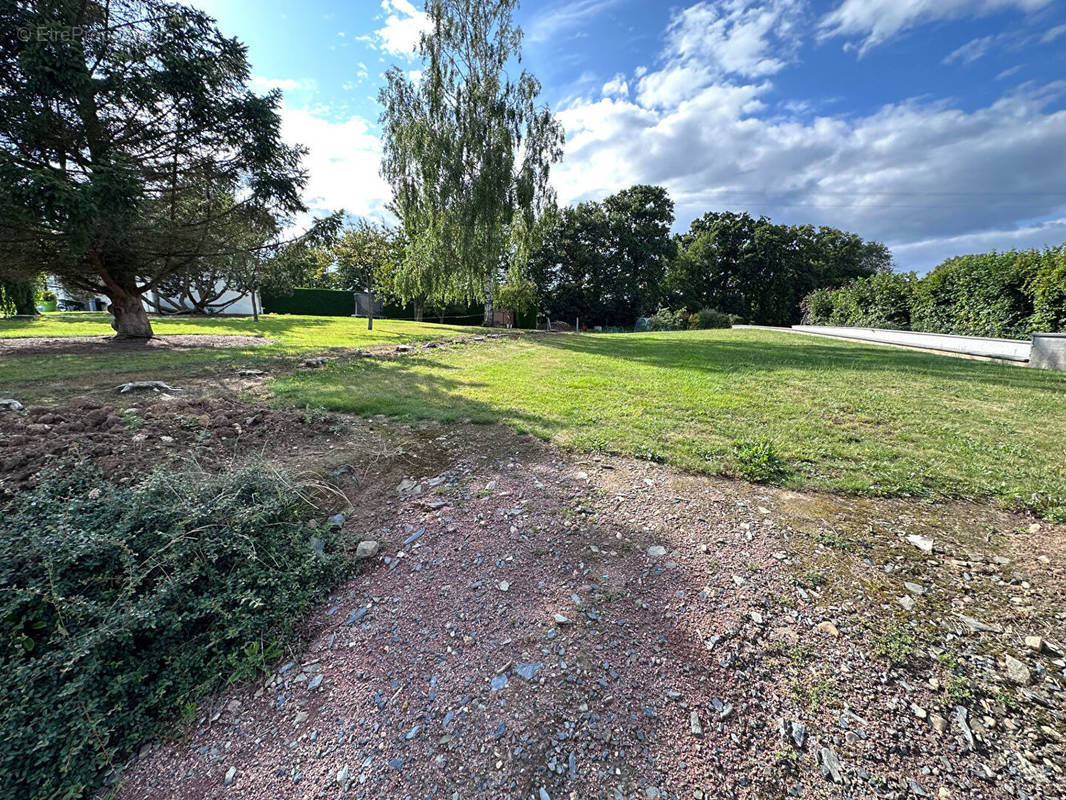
[274,329,1066,519]
[0,312,474,394]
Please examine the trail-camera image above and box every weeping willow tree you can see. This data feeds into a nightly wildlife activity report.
[378,0,563,326]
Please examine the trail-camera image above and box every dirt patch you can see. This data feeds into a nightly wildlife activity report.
[0,395,356,500]
[71,404,1062,800]
[0,333,272,355]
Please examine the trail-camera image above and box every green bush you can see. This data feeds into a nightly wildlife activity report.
[800,244,1066,338]
[646,307,689,331]
[732,437,789,483]
[0,464,350,800]
[690,308,733,329]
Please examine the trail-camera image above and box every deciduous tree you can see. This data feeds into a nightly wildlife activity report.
[378,0,563,326]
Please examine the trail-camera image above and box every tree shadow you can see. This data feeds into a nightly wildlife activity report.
[531,331,1066,392]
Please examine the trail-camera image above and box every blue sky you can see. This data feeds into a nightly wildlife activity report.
[190,0,1066,272]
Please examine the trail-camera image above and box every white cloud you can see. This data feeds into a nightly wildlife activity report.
[943,34,997,64]
[376,0,429,56]
[601,74,629,99]
[1042,23,1066,43]
[820,0,1051,54]
[526,0,621,43]
[635,0,802,107]
[249,76,305,93]
[551,5,1066,271]
[277,104,392,221]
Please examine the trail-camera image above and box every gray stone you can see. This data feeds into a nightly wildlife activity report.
[953,706,975,750]
[491,673,509,691]
[904,581,925,595]
[647,545,667,557]
[690,711,703,736]
[819,747,843,783]
[906,534,934,553]
[336,765,350,788]
[307,674,323,690]
[346,607,368,625]
[355,540,380,560]
[539,789,551,800]
[224,766,236,786]
[515,663,543,681]
[403,528,425,546]
[1004,653,1032,685]
[310,537,325,556]
[327,513,345,528]
[0,399,23,411]
[898,595,916,611]
[395,345,415,353]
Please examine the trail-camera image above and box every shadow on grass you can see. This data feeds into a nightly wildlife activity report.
[273,354,559,438]
[533,330,1066,392]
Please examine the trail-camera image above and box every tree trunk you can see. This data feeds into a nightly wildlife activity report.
[108,290,154,339]
[483,285,494,328]
[414,296,425,322]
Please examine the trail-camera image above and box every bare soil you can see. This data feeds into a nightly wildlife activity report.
[0,333,272,355]
[2,397,1063,799]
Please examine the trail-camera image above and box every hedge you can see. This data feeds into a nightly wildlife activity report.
[261,287,355,316]
[0,464,350,800]
[801,245,1066,338]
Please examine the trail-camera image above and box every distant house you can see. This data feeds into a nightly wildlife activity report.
[47,274,255,315]
[493,308,515,328]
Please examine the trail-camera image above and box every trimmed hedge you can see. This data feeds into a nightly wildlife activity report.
[802,245,1066,338]
[262,287,355,316]
[0,465,350,800]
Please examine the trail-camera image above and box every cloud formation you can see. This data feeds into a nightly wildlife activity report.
[552,1,1066,269]
[820,0,1051,54]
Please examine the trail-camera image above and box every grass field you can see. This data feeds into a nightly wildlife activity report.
[0,312,474,393]
[274,329,1066,518]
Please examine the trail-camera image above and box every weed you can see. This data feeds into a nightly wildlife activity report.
[872,628,917,666]
[731,437,789,483]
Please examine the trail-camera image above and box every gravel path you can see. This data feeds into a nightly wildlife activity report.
[113,424,1065,800]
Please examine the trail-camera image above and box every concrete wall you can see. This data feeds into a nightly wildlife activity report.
[790,325,1033,363]
[1030,334,1066,371]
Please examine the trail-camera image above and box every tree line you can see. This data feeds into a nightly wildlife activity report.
[802,246,1066,338]
[0,0,889,336]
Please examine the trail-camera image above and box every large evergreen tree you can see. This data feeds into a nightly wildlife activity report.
[378,0,564,326]
[0,0,316,337]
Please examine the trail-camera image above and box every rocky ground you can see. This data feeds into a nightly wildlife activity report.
[1,383,1063,800]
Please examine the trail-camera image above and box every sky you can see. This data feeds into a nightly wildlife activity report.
[189,0,1066,273]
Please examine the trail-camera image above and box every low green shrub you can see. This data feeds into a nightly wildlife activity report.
[690,308,733,329]
[731,437,789,483]
[646,307,689,331]
[0,464,350,800]
[801,244,1066,338]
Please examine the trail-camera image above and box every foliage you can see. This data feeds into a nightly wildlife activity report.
[261,287,356,316]
[803,245,1066,338]
[0,463,349,800]
[646,307,690,331]
[667,212,891,326]
[379,0,564,324]
[872,629,918,665]
[0,0,316,336]
[689,308,733,330]
[332,220,404,295]
[808,271,916,329]
[731,437,789,483]
[530,185,676,327]
[0,277,40,316]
